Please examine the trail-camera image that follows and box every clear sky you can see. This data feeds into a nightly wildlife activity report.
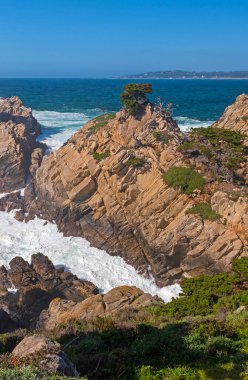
[0,0,247,78]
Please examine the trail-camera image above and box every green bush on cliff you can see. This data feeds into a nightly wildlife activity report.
[186,202,220,221]
[179,127,247,172]
[233,257,248,279]
[120,83,152,116]
[153,131,172,145]
[92,151,110,161]
[162,167,205,194]
[126,157,145,167]
[90,113,115,132]
[161,257,248,318]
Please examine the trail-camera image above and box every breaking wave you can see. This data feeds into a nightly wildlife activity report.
[0,211,181,302]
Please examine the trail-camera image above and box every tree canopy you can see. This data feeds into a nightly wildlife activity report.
[120,83,152,116]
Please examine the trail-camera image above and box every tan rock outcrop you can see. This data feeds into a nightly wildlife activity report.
[38,285,161,330]
[0,96,45,192]
[26,101,247,285]
[212,94,248,144]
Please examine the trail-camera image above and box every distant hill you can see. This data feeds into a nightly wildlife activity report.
[118,70,248,79]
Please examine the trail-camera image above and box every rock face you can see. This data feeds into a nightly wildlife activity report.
[0,96,45,192]
[38,285,162,330]
[0,253,98,328]
[212,94,248,144]
[12,335,78,376]
[26,101,247,285]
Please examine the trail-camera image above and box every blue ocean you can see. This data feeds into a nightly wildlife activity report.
[0,79,248,150]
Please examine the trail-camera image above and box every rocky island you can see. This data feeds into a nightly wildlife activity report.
[0,85,247,379]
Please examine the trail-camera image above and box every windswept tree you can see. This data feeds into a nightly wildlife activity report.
[120,83,152,116]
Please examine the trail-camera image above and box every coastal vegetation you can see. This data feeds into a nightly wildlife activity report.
[178,127,247,172]
[92,151,110,161]
[126,157,145,167]
[186,202,220,221]
[162,167,205,194]
[1,258,247,379]
[153,131,172,145]
[120,83,152,116]
[90,114,115,132]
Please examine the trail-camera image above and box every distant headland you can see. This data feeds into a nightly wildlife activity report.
[118,70,248,79]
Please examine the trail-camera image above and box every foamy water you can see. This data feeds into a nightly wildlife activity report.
[0,210,181,302]
[175,116,213,131]
[34,109,101,150]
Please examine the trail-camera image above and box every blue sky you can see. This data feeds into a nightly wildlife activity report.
[0,0,247,77]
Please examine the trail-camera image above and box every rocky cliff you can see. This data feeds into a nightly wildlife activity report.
[212,94,248,144]
[25,98,247,286]
[0,96,45,192]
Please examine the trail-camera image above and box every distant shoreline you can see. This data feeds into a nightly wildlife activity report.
[117,77,248,80]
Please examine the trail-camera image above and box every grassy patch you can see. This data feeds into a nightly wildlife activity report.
[186,202,220,221]
[153,131,172,144]
[0,367,83,379]
[92,151,110,161]
[126,157,145,167]
[162,167,205,194]
[90,113,115,132]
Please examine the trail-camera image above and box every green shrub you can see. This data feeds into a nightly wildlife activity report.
[163,273,237,318]
[0,367,82,379]
[92,151,110,161]
[90,113,115,132]
[162,167,205,194]
[186,127,247,171]
[233,257,248,279]
[138,365,200,380]
[153,131,171,144]
[191,127,244,145]
[120,83,152,116]
[186,202,220,221]
[126,157,145,167]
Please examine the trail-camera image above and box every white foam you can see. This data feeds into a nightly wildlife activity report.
[33,110,99,151]
[175,116,213,132]
[0,211,181,302]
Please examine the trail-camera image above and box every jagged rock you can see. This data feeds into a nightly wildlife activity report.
[213,94,248,183]
[12,335,78,376]
[0,96,46,192]
[26,101,247,285]
[212,94,248,144]
[0,253,98,328]
[0,265,12,293]
[38,285,162,330]
[9,257,37,288]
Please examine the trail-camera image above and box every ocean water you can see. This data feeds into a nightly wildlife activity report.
[0,79,248,300]
[1,78,248,147]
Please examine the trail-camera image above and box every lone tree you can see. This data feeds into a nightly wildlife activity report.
[120,83,152,116]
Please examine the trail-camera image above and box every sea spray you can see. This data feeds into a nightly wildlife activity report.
[0,210,181,302]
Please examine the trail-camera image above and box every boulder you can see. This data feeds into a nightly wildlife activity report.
[38,285,162,330]
[0,253,98,328]
[12,335,78,376]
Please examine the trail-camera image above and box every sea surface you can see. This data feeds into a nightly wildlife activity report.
[1,78,248,148]
[0,79,248,300]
